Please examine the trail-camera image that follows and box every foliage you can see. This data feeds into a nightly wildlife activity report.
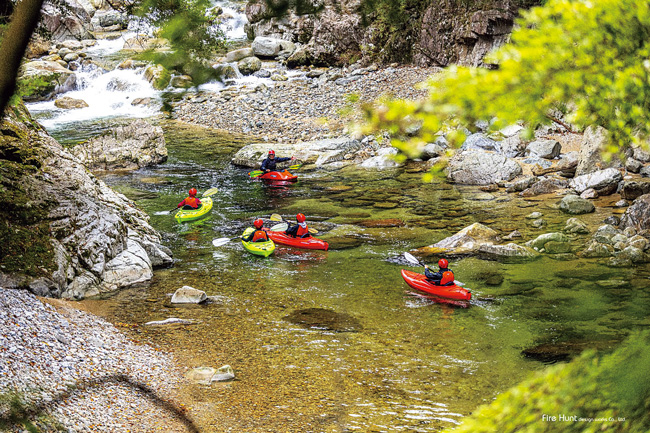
[360,0,650,158]
[9,75,50,106]
[445,331,650,433]
[132,0,226,86]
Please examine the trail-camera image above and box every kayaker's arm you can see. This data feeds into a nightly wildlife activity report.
[241,230,255,242]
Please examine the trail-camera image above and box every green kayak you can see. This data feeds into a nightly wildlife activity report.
[175,197,213,223]
[241,228,275,257]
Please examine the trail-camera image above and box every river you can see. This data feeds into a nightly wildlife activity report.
[26,5,650,431]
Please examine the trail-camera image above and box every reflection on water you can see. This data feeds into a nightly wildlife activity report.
[64,119,650,431]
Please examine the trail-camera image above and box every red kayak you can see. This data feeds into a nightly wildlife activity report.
[259,170,297,182]
[401,269,471,301]
[264,229,329,250]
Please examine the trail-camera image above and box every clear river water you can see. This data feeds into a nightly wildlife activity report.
[40,119,650,432]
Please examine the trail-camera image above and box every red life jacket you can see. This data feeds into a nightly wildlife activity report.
[440,271,455,286]
[252,230,269,242]
[296,224,309,237]
[179,196,201,209]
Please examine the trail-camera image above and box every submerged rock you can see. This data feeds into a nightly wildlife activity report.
[284,308,362,332]
[171,286,207,304]
[559,195,595,215]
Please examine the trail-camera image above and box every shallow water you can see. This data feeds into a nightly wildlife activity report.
[46,120,650,431]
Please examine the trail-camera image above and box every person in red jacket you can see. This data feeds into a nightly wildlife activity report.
[285,213,310,238]
[177,188,202,209]
[425,259,455,286]
[242,218,269,242]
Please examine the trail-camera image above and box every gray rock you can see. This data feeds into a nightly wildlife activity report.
[640,166,650,177]
[633,147,650,162]
[559,195,595,214]
[498,134,526,157]
[253,69,272,78]
[580,240,614,258]
[505,176,537,193]
[170,75,193,88]
[252,36,284,57]
[531,219,546,228]
[580,188,598,199]
[71,120,167,171]
[461,133,500,152]
[619,193,650,231]
[360,147,400,169]
[144,318,194,326]
[415,222,500,256]
[212,365,235,382]
[628,235,649,251]
[613,246,647,264]
[421,140,446,160]
[564,218,589,234]
[593,225,620,244]
[447,151,522,185]
[477,243,540,261]
[171,286,207,304]
[576,125,610,176]
[570,168,622,195]
[102,240,153,290]
[213,63,239,80]
[520,177,567,197]
[54,96,88,109]
[237,56,262,75]
[226,47,254,62]
[17,60,76,101]
[526,232,570,251]
[526,139,561,159]
[526,212,543,219]
[625,158,643,173]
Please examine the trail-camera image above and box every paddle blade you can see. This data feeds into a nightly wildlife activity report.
[269,222,288,232]
[403,252,423,267]
[288,163,303,170]
[308,227,319,234]
[212,238,231,247]
[248,170,263,178]
[270,213,283,222]
[202,187,219,197]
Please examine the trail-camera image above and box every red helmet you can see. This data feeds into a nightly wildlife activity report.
[268,150,275,156]
[253,218,264,229]
[189,188,197,197]
[438,258,449,268]
[296,213,306,223]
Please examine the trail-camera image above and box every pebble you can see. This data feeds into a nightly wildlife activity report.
[0,288,187,432]
[173,65,438,142]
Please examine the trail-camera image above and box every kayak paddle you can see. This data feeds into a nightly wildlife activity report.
[269,222,289,232]
[212,237,241,247]
[403,252,465,286]
[268,214,319,234]
[404,252,425,267]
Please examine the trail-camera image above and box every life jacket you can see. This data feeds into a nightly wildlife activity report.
[296,224,309,237]
[440,271,455,286]
[252,230,269,242]
[180,196,201,209]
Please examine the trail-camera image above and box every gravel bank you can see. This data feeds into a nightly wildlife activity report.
[0,288,191,432]
[172,65,440,142]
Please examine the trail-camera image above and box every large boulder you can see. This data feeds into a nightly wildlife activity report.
[18,61,76,101]
[477,243,540,262]
[144,64,171,90]
[569,168,622,195]
[251,36,284,57]
[226,47,254,62]
[359,147,400,169]
[620,180,650,201]
[619,194,650,231]
[461,133,500,152]
[446,151,522,185]
[559,195,595,215]
[71,120,167,170]
[237,56,262,75]
[54,96,88,109]
[525,139,561,159]
[171,286,207,304]
[414,222,500,256]
[526,232,571,252]
[0,103,172,299]
[39,0,94,41]
[575,125,614,176]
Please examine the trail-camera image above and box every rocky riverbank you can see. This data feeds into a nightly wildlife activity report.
[0,287,189,432]
[172,64,438,142]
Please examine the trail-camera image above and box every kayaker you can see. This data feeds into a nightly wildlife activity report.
[242,219,270,242]
[261,150,295,173]
[424,259,454,286]
[285,213,310,238]
[177,188,202,209]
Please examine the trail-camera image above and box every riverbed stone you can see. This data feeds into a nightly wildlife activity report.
[238,56,262,75]
[526,232,570,251]
[619,193,650,231]
[447,151,522,185]
[620,179,650,201]
[252,36,283,57]
[360,147,400,169]
[170,75,193,88]
[505,176,537,193]
[71,120,167,171]
[559,195,595,214]
[477,243,539,261]
[526,139,561,159]
[171,286,207,304]
[284,308,362,332]
[580,240,614,258]
[144,64,171,90]
[521,177,567,197]
[592,225,620,244]
[54,96,89,109]
[461,133,499,152]
[416,222,499,256]
[226,47,255,62]
[102,240,153,290]
[564,218,589,234]
[570,168,622,195]
[575,125,610,176]
[625,158,643,173]
[186,367,216,385]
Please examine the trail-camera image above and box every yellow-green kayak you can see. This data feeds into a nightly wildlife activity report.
[241,228,275,257]
[174,197,213,223]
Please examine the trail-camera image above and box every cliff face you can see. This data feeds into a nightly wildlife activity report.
[0,103,172,299]
[245,0,541,67]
